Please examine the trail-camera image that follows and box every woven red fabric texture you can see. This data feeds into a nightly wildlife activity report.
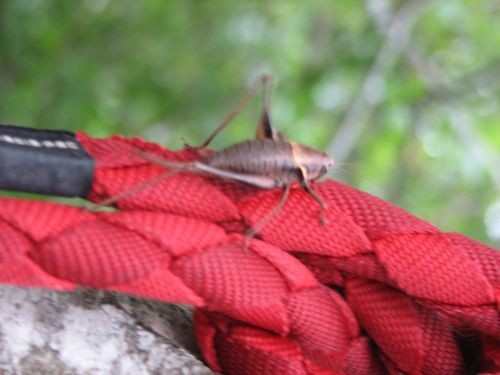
[0,132,498,374]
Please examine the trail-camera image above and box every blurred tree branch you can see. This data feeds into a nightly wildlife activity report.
[420,60,500,107]
[367,0,500,191]
[326,0,435,164]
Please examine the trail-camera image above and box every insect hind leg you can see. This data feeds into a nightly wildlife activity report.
[256,74,282,141]
[86,151,191,211]
[185,74,276,150]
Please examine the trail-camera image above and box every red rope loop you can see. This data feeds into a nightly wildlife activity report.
[0,133,498,374]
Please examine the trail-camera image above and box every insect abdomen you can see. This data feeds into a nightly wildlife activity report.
[203,139,297,177]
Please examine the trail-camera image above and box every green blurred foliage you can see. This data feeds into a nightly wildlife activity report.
[0,0,499,247]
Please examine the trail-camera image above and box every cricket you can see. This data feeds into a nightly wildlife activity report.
[95,75,334,245]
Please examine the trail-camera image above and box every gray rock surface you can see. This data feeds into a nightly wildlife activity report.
[0,285,215,374]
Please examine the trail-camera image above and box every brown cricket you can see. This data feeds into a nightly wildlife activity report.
[96,75,334,244]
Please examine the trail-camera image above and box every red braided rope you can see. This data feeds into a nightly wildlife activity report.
[0,133,498,374]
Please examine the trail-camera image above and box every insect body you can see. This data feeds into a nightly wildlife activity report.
[97,75,334,244]
[198,139,333,189]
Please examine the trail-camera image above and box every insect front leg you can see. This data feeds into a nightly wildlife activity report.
[297,166,328,225]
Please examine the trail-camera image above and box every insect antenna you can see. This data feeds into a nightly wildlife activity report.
[243,184,291,251]
[329,161,383,188]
